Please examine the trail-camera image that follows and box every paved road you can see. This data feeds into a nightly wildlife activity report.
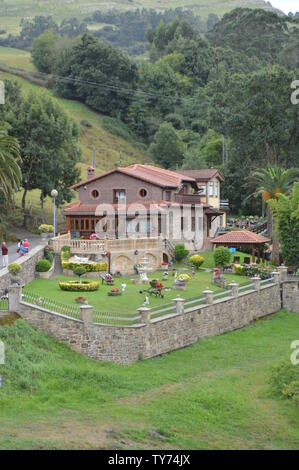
[0,229,43,272]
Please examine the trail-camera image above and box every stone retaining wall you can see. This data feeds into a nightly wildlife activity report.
[13,282,282,364]
[283,280,299,313]
[0,245,45,291]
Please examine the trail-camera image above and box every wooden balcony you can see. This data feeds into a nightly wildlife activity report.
[174,193,203,204]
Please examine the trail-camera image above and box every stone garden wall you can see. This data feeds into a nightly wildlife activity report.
[0,245,44,291]
[11,282,282,364]
[283,280,299,313]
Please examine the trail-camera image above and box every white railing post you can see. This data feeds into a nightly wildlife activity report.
[251,276,261,291]
[203,289,214,305]
[80,304,94,325]
[228,281,239,297]
[272,271,281,284]
[138,307,151,325]
[277,265,288,282]
[173,297,185,315]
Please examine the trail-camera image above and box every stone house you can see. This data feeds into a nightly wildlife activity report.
[63,164,227,253]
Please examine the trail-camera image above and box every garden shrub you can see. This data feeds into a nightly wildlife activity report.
[38,224,54,233]
[177,274,191,282]
[189,254,205,269]
[234,264,245,275]
[44,245,55,264]
[59,280,100,292]
[213,247,231,268]
[270,362,299,406]
[8,263,21,276]
[36,259,52,272]
[174,244,189,262]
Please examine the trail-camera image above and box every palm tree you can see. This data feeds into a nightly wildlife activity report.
[0,130,22,200]
[247,165,299,265]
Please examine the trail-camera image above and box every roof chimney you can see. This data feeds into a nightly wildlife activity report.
[87,166,95,180]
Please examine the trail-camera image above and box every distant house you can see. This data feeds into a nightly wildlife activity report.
[63,164,227,251]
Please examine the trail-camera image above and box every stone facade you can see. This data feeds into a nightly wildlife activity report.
[12,282,282,364]
[282,280,299,313]
[0,245,44,291]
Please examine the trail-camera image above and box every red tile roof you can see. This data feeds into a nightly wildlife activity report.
[72,164,198,190]
[63,199,213,215]
[177,169,224,182]
[211,230,270,245]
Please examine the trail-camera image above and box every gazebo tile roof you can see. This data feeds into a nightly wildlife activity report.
[211,230,270,245]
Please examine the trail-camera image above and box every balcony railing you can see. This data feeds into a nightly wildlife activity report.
[174,193,203,204]
[220,199,229,210]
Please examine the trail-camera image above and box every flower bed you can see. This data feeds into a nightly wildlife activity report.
[234,264,272,279]
[59,280,100,292]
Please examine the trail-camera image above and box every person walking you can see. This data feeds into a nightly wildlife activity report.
[1,242,8,268]
[23,238,30,255]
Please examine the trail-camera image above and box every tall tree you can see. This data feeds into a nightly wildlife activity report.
[149,122,184,168]
[268,182,299,269]
[247,166,299,264]
[0,130,21,200]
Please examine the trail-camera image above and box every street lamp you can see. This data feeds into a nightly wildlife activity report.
[51,189,58,238]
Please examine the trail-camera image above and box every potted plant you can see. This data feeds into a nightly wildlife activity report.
[8,262,21,285]
[75,296,87,304]
[38,224,54,241]
[108,287,121,297]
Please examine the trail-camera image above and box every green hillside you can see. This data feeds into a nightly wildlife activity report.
[0,59,150,228]
[0,0,283,37]
[1,311,299,449]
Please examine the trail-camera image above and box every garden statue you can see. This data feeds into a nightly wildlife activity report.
[139,253,150,283]
[212,268,227,289]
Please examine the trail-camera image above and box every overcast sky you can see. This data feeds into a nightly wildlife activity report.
[270,0,298,13]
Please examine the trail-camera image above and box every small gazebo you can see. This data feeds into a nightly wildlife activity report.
[211,230,271,264]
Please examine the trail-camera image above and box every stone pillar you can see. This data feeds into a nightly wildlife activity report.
[138,307,151,325]
[251,276,261,291]
[8,285,22,313]
[203,289,214,305]
[80,305,94,325]
[228,281,239,297]
[272,271,281,284]
[173,297,185,315]
[277,265,288,282]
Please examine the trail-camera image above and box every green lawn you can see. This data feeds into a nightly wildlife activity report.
[0,310,298,449]
[26,265,249,315]
[0,45,35,71]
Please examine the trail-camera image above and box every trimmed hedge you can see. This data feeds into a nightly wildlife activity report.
[59,280,100,292]
[36,259,52,273]
[61,247,107,272]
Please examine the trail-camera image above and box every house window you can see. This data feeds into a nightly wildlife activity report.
[114,189,126,203]
[91,219,95,231]
[198,185,206,196]
[209,182,214,197]
[70,219,74,230]
[215,182,219,197]
[139,188,148,198]
[75,219,79,231]
[81,219,85,230]
[86,219,89,231]
[165,190,171,201]
[91,189,100,199]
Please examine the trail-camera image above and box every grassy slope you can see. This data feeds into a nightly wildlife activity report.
[0,1,282,37]
[0,310,298,449]
[0,54,150,228]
